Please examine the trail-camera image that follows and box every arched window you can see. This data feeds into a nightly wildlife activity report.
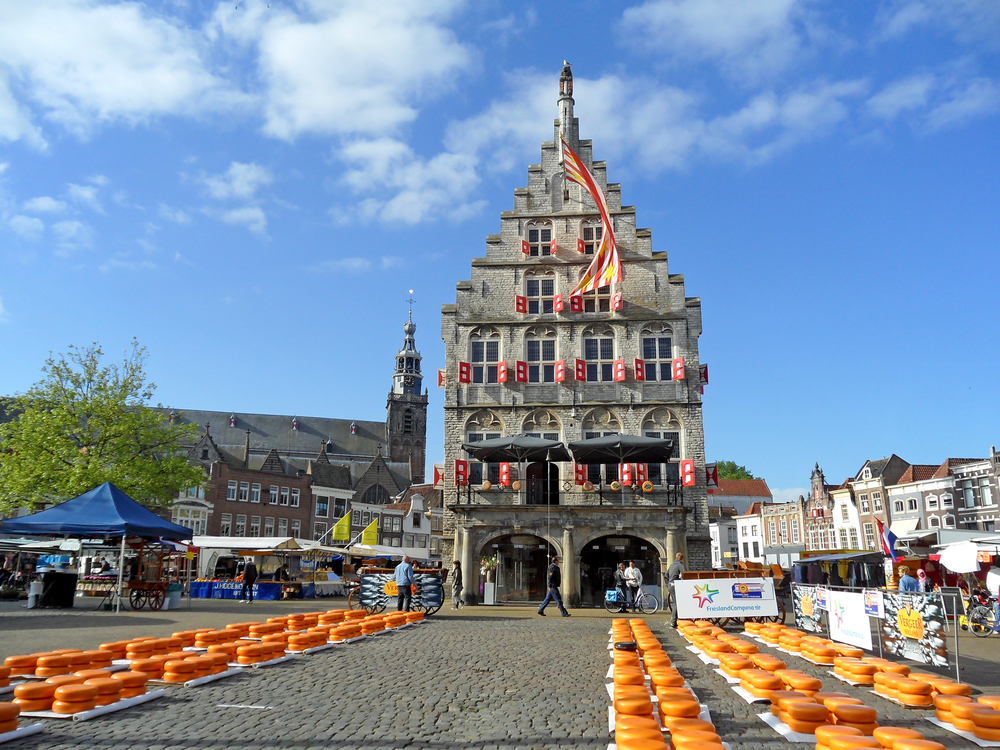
[893,500,904,513]
[524,270,556,314]
[582,323,615,381]
[522,409,560,441]
[943,514,956,528]
[580,218,602,255]
[464,410,504,486]
[524,325,557,382]
[525,220,553,257]
[640,323,673,382]
[928,516,940,528]
[469,326,501,384]
[642,408,682,486]
[581,408,622,485]
[579,267,611,312]
[362,484,390,504]
[403,409,414,435]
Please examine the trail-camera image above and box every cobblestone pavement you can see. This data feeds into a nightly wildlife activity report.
[0,602,994,749]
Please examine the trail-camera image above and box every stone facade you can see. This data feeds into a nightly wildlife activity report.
[440,65,709,606]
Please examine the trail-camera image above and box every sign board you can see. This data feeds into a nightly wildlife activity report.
[815,586,829,610]
[793,584,824,633]
[863,589,884,618]
[673,577,778,620]
[882,592,948,667]
[828,590,873,650]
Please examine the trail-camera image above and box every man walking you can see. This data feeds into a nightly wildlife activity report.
[624,560,642,612]
[240,559,258,604]
[394,555,415,612]
[667,552,686,627]
[537,556,570,617]
[613,562,628,613]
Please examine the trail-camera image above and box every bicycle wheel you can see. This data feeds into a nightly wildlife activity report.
[639,594,659,615]
[347,587,362,610]
[604,594,622,613]
[969,606,996,638]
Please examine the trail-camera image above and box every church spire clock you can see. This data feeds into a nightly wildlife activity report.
[386,290,427,483]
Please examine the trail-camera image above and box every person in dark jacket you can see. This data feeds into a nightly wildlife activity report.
[537,556,570,617]
[666,552,685,627]
[613,563,628,613]
[241,560,258,603]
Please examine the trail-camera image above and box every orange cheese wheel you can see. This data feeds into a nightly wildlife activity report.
[896,679,932,696]
[665,719,715,734]
[973,726,1000,742]
[669,730,721,744]
[936,682,973,696]
[0,667,9,681]
[897,694,933,707]
[111,671,147,688]
[35,655,70,669]
[613,714,660,731]
[933,694,972,711]
[120,686,146,699]
[826,737,880,750]
[872,727,923,748]
[13,683,55,700]
[0,703,20,722]
[52,699,96,714]
[650,672,684,688]
[878,663,910,675]
[53,684,98,703]
[130,658,162,674]
[951,701,983,720]
[657,700,700,719]
[776,696,817,713]
[663,743,720,750]
[611,739,669,750]
[749,684,779,699]
[125,641,153,653]
[93,694,119,707]
[835,645,865,658]
[832,705,877,723]
[4,655,36,669]
[782,701,829,722]
[35,667,72,678]
[823,697,865,711]
[84,678,122,696]
[970,708,1000,729]
[781,717,826,735]
[815,726,864,744]
[783,674,823,692]
[889,742,946,750]
[614,696,653,716]
[0,719,17,734]
[163,660,196,674]
[74,669,111,681]
[743,671,783,690]
[977,696,1000,711]
[843,663,878,676]
[67,653,91,667]
[838,722,879,736]
[770,690,808,706]
[616,671,647,686]
[934,709,954,724]
[44,675,84,689]
[13,698,53,712]
[953,718,976,732]
[83,650,113,663]
[161,673,190,683]
[872,673,902,687]
[613,726,665,742]
[655,687,695,703]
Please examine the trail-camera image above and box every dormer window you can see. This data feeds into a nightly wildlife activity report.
[229,414,237,428]
[291,418,299,431]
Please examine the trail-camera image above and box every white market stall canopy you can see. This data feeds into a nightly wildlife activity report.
[192,536,303,550]
[347,543,430,561]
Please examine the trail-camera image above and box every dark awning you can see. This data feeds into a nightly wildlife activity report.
[794,552,882,563]
[460,435,572,463]
[568,435,674,464]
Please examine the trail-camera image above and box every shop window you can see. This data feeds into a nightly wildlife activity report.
[849,528,860,548]
[314,522,327,541]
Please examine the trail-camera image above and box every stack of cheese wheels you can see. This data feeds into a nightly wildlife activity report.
[931,694,970,725]
[184,655,215,679]
[779,633,804,652]
[216,628,243,643]
[287,632,324,651]
[224,622,253,637]
[803,642,838,666]
[261,632,289,649]
[4,655,38,677]
[872,672,903,700]
[830,703,878,735]
[202,653,231,674]
[248,623,281,639]
[266,617,288,628]
[34,654,71,678]
[0,666,10,688]
[286,614,306,631]
[761,627,785,645]
[343,610,367,621]
[718,654,753,679]
[302,613,322,627]
[815,725,865,750]
[45,675,84,688]
[98,642,128,660]
[330,623,363,642]
[739,669,784,699]
[74,669,112,681]
[83,677,122,706]
[948,698,986,732]
[171,631,198,648]
[361,618,384,635]
[207,642,239,661]
[838,660,878,685]
[125,640,154,661]
[968,706,1000,742]
[0,702,19,735]
[743,621,764,635]
[52,684,98,714]
[129,658,164,680]
[768,690,808,717]
[405,611,425,623]
[307,625,334,641]
[261,642,284,660]
[730,639,758,656]
[893,678,933,707]
[83,650,114,670]
[612,710,666,748]
[111,670,147,699]
[236,643,267,665]
[384,614,407,629]
[867,659,909,676]
[12,682,56,713]
[749,653,786,673]
[834,644,866,659]
[319,610,346,626]
[194,631,223,649]
[162,659,196,684]
[776,695,830,734]
[872,727,924,749]
[776,670,822,696]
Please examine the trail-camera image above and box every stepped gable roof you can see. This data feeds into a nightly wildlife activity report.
[709,479,772,498]
[309,461,352,490]
[932,457,984,479]
[897,464,939,484]
[259,448,284,475]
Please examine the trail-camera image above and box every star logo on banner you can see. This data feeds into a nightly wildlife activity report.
[692,584,719,608]
[833,601,846,628]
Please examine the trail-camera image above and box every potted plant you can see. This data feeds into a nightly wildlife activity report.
[480,554,499,583]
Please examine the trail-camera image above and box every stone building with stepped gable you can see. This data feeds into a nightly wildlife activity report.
[441,64,709,607]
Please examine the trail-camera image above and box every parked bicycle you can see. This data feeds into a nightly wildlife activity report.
[967,587,997,638]
[604,587,659,614]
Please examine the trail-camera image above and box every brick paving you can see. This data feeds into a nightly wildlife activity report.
[0,600,993,749]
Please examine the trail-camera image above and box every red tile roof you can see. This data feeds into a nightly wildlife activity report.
[709,478,772,498]
[932,458,984,479]
[737,502,764,517]
[897,464,938,484]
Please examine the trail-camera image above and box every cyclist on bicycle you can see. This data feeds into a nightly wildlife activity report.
[613,563,629,613]
[624,560,642,612]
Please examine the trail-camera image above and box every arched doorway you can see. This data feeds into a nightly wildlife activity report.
[579,535,661,608]
[481,534,558,602]
[525,462,559,506]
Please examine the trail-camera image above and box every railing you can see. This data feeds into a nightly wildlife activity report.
[449,482,688,508]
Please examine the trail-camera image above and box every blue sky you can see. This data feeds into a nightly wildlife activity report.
[1,1,998,502]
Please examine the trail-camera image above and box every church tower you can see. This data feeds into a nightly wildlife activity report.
[386,302,428,483]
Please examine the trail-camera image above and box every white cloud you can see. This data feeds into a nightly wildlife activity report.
[0,294,9,323]
[209,0,470,140]
[381,256,404,269]
[23,195,67,213]
[202,161,272,200]
[220,206,267,234]
[0,1,243,141]
[99,255,157,273]
[0,162,8,175]
[867,74,936,119]
[925,77,1000,129]
[621,0,816,80]
[875,0,1000,49]
[51,219,92,249]
[771,487,809,504]
[67,183,103,213]
[8,215,44,240]
[87,174,108,186]
[158,203,191,224]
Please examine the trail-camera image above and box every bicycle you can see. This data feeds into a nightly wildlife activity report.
[604,587,658,614]
[967,587,997,638]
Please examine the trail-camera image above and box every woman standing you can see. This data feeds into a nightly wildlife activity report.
[451,560,464,609]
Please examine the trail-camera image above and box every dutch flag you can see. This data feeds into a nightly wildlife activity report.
[875,518,904,562]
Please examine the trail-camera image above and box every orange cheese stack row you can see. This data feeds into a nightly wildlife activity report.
[872,674,932,706]
[319,610,347,626]
[287,632,327,651]
[248,622,283,638]
[52,684,98,715]
[343,609,368,621]
[0,666,10,689]
[235,642,283,665]
[0,701,20,735]
[404,611,425,623]
[933,694,1000,739]
[360,618,385,635]
[385,614,408,628]
[833,659,878,686]
[331,623,363,641]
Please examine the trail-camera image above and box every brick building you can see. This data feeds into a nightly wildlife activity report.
[851,455,910,553]
[441,64,709,606]
[803,463,839,551]
[761,497,806,567]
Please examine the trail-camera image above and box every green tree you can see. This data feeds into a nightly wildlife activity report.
[715,460,758,480]
[0,341,205,513]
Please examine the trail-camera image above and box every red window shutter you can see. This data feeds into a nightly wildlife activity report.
[681,459,695,487]
[577,238,585,253]
[706,464,718,489]
[515,296,527,314]
[620,463,632,487]
[550,238,557,255]
[575,358,586,381]
[699,364,709,385]
[570,295,583,312]
[612,292,623,311]
[553,294,564,312]
[614,358,626,382]
[672,357,685,381]
[515,361,527,383]
[521,239,529,255]
[554,360,565,382]
[498,361,507,383]
[636,463,647,483]
[437,368,446,388]
[499,462,510,486]
[455,460,468,486]
[458,362,471,384]
[574,463,586,485]
[634,358,645,381]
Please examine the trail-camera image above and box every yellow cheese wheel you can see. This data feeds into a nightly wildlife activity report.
[953,718,976,732]
[119,686,145,699]
[872,727,922,748]
[616,671,646,686]
[781,701,829,722]
[43,675,84,688]
[933,694,972,711]
[4,656,36,669]
[13,683,55,700]
[74,669,111,681]
[655,687,695,703]
[130,658,162,674]
[782,674,823,692]
[664,719,714,734]
[658,700,700,719]
[815,725,864,745]
[837,722,879,736]
[93,694,119,706]
[52,699,96,714]
[650,672,685,688]
[834,645,865,658]
[826,737,880,750]
[743,671,783,689]
[775,695,817,713]
[614,696,653,716]
[878,663,910,675]
[823,697,865,711]
[891,742,946,750]
[613,714,660,732]
[613,726,665,742]
[35,667,72,678]
[162,660,196,674]
[0,703,21,722]
[611,739,669,750]
[897,693,933,707]
[13,698,53,712]
[952,701,983,720]
[973,726,1000,742]
[843,663,878,676]
[53,684,98,703]
[970,708,1000,729]
[896,679,932,696]
[936,682,973,696]
[832,704,877,723]
[112,672,148,688]
[781,717,827,735]
[669,731,721,747]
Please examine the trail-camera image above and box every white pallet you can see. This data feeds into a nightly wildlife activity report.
[20,689,166,722]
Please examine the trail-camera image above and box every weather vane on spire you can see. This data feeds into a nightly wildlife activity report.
[406,289,416,321]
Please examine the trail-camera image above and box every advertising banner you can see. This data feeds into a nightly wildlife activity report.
[793,584,825,633]
[864,589,884,619]
[674,577,778,620]
[881,592,948,667]
[360,573,443,612]
[815,586,829,610]
[828,590,873,651]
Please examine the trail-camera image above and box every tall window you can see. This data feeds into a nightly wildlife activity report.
[249,516,261,537]
[926,495,939,511]
[362,511,370,525]
[334,498,347,517]
[963,480,976,508]
[839,528,849,548]
[280,487,290,506]
[584,335,614,381]
[743,542,750,558]
[791,519,800,544]
[264,517,275,536]
[943,515,955,528]
[641,334,673,381]
[893,500,904,514]
[582,284,611,312]
[779,519,788,543]
[859,494,870,513]
[872,491,883,511]
[239,482,249,502]
[269,485,278,505]
[314,522,327,542]
[863,522,876,550]
[841,505,849,522]
[316,496,330,518]
[942,495,954,508]
[907,498,918,511]
[728,528,737,544]
[291,488,300,507]
[291,520,301,537]
[525,276,555,314]
[278,518,288,536]
[403,410,414,434]
[393,517,402,532]
[250,483,261,503]
[527,336,556,382]
[465,432,501,485]
[526,223,552,257]
[752,541,760,557]
[849,528,860,549]
[982,478,994,506]
[768,521,777,544]
[471,336,500,384]
[235,514,247,537]
[581,221,602,255]
[227,481,237,501]
[220,513,232,536]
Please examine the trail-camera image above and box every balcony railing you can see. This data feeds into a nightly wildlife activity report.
[449,481,688,508]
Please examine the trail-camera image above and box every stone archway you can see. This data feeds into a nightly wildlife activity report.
[578,533,662,608]
[478,532,560,602]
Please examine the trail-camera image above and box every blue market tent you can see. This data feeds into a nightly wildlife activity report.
[0,482,190,540]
